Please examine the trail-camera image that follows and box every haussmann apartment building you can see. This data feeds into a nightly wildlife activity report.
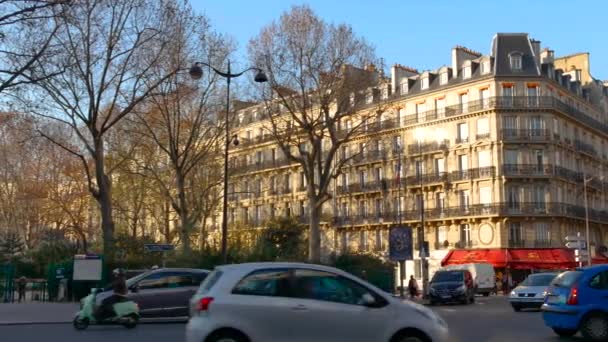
[223,33,608,286]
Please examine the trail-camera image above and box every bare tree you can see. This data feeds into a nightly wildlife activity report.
[24,0,188,260]
[0,0,68,94]
[249,5,383,263]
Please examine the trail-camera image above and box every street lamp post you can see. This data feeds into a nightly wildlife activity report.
[413,127,429,298]
[189,60,267,264]
[583,173,602,266]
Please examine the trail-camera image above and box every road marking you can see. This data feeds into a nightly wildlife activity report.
[439,308,456,312]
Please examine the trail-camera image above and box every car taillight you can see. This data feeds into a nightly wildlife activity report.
[197,297,214,311]
[566,287,578,305]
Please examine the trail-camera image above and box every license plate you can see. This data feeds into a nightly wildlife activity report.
[441,295,450,299]
[546,295,562,304]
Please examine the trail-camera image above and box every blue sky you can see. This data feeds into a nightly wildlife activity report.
[193,0,608,80]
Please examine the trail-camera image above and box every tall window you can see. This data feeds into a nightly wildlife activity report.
[436,192,445,210]
[374,167,383,182]
[269,204,275,218]
[435,158,445,175]
[256,151,263,164]
[533,186,546,211]
[527,86,539,106]
[360,231,368,251]
[460,224,472,246]
[509,222,522,243]
[243,207,250,223]
[358,200,367,217]
[535,150,544,171]
[480,88,490,109]
[271,148,277,162]
[400,82,408,95]
[375,230,384,250]
[435,98,446,118]
[459,190,470,210]
[341,202,349,217]
[530,116,544,136]
[299,200,306,217]
[535,223,550,243]
[375,198,383,217]
[254,205,261,224]
[457,122,469,143]
[476,117,489,138]
[415,160,424,176]
[459,93,469,112]
[502,85,514,106]
[458,154,468,171]
[507,186,521,210]
[359,170,366,186]
[437,226,448,247]
[299,172,306,189]
[479,186,492,206]
[416,102,426,122]
[284,173,291,191]
[503,115,517,131]
[504,150,519,164]
[478,149,491,168]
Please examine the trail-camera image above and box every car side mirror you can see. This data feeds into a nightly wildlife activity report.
[90,288,98,294]
[130,285,139,293]
[361,293,376,307]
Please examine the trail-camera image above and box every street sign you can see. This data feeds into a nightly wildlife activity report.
[565,235,586,242]
[144,244,175,252]
[389,226,413,261]
[566,241,587,250]
[575,249,589,257]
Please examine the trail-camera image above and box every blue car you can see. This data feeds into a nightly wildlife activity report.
[542,265,608,340]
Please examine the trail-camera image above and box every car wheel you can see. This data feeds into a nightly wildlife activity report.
[552,328,577,337]
[581,313,608,341]
[512,304,521,312]
[208,330,248,342]
[482,292,490,297]
[394,330,431,342]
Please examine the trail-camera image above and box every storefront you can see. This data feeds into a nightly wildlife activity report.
[441,248,577,270]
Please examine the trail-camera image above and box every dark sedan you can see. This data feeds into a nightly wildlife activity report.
[97,268,209,318]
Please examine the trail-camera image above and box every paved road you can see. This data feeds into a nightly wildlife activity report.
[0,296,589,342]
[430,295,585,342]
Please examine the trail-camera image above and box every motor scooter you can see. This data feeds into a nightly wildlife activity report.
[73,288,139,330]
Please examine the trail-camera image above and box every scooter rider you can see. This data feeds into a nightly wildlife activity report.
[97,268,128,320]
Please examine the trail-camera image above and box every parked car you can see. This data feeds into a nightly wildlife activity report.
[508,272,558,311]
[428,269,476,305]
[186,262,449,342]
[97,268,209,318]
[542,265,608,341]
[442,263,496,296]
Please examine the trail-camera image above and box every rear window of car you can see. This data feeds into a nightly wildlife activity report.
[551,271,583,288]
[521,274,557,286]
[197,270,222,294]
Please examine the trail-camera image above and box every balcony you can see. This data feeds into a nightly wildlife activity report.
[407,140,450,155]
[336,180,388,194]
[405,172,449,186]
[534,240,554,248]
[476,133,491,140]
[508,239,526,248]
[500,129,551,142]
[502,164,553,177]
[449,166,496,182]
[434,241,451,250]
[231,158,293,175]
[554,166,584,183]
[455,137,469,144]
[574,139,598,157]
[279,187,292,195]
[350,149,388,165]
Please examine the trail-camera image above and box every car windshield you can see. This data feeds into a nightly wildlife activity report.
[432,271,464,282]
[551,271,583,288]
[520,274,557,286]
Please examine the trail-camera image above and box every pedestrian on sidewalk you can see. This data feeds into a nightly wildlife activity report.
[17,276,27,303]
[408,275,418,299]
[503,270,513,295]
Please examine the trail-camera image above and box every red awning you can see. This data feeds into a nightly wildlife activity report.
[593,255,608,265]
[441,249,508,268]
[441,248,577,270]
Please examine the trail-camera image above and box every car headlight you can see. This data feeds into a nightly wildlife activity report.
[456,285,466,293]
[542,290,547,297]
[510,291,516,297]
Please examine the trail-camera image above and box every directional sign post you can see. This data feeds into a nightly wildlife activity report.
[565,233,588,267]
[144,244,175,267]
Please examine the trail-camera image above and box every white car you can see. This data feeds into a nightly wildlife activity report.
[509,272,558,311]
[186,262,449,342]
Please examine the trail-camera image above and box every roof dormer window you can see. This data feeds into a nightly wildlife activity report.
[509,52,523,71]
[481,60,490,75]
[421,77,429,90]
[440,72,448,85]
[400,81,408,94]
[463,66,472,79]
[365,90,374,104]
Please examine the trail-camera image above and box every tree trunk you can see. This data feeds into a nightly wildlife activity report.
[94,141,115,261]
[308,201,322,263]
[176,173,191,254]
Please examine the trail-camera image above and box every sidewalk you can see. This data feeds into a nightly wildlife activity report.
[0,302,78,325]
